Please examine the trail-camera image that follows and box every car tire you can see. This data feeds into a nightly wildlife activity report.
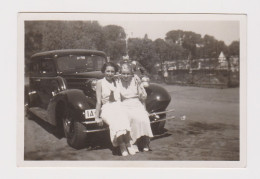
[62,110,87,149]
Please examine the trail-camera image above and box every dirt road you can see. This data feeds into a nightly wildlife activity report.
[24,85,239,160]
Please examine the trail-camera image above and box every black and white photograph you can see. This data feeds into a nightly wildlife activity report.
[17,13,246,167]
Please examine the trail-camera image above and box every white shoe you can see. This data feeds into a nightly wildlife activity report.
[133,145,139,153]
[119,145,128,156]
[127,146,136,155]
[126,143,136,155]
[143,147,149,152]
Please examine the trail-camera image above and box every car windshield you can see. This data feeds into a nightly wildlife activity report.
[56,54,106,73]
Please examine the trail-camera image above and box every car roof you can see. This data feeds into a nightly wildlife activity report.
[31,49,107,60]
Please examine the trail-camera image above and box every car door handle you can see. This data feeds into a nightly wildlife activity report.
[35,79,41,82]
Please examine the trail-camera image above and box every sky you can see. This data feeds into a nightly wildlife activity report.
[99,20,239,45]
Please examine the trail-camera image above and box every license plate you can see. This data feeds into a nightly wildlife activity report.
[85,109,96,119]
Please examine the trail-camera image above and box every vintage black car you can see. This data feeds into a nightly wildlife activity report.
[25,49,173,149]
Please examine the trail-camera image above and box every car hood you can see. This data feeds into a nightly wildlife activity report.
[61,71,104,79]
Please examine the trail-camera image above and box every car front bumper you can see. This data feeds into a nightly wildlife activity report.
[81,109,175,133]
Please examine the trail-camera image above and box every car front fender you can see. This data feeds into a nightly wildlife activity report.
[47,89,95,126]
[145,83,171,113]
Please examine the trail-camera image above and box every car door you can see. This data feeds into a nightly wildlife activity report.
[28,60,42,107]
[37,59,62,110]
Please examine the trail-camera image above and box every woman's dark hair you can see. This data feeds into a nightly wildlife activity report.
[101,62,119,73]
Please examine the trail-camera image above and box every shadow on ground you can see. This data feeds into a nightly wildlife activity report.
[25,113,172,160]
[26,112,113,150]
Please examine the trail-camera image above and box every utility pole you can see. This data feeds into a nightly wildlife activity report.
[124,31,132,60]
[125,33,129,58]
[188,51,193,84]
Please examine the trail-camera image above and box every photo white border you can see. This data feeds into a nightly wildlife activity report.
[17,12,247,168]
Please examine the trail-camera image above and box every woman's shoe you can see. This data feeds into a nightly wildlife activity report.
[143,147,149,152]
[142,136,150,152]
[133,144,139,153]
[127,147,136,155]
[126,143,136,155]
[119,145,128,156]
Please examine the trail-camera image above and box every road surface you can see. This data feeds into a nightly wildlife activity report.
[24,84,239,161]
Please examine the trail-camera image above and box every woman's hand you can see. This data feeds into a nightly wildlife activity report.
[109,85,117,92]
[95,117,103,127]
[113,74,121,81]
[95,80,104,127]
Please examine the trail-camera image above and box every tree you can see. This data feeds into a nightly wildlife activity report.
[228,41,239,57]
[25,31,43,60]
[128,37,158,72]
[154,38,168,62]
[165,39,188,60]
[24,20,107,69]
[201,35,228,58]
[102,25,127,61]
[24,21,45,60]
[165,30,185,44]
[102,25,126,41]
[40,21,105,51]
[202,35,218,58]
[105,39,126,61]
[165,30,202,59]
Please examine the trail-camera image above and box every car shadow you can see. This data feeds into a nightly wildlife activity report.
[84,131,114,150]
[26,112,115,151]
[26,113,172,155]
[26,112,64,139]
[81,129,172,156]
[151,128,172,141]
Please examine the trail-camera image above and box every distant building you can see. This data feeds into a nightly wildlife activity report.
[230,56,239,72]
[218,51,228,69]
[198,62,201,69]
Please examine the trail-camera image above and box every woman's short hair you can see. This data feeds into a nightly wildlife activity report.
[120,62,133,74]
[101,62,119,73]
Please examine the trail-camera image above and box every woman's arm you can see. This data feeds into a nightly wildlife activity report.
[95,80,103,126]
[134,75,147,101]
[113,79,121,102]
[134,75,148,109]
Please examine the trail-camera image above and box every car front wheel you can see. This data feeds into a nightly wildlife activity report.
[62,110,87,149]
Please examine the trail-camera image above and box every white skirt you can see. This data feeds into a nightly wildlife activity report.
[121,98,153,144]
[101,102,131,147]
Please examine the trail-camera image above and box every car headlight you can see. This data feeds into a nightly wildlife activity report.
[141,76,150,87]
[86,79,98,91]
[91,79,98,91]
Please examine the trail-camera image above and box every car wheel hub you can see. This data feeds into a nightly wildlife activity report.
[63,116,73,136]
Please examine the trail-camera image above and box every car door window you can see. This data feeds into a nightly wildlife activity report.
[30,62,41,77]
[57,55,106,73]
[40,60,56,76]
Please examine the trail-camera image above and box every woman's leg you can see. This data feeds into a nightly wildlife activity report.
[102,104,131,149]
[142,136,150,151]
[127,106,153,151]
[117,135,128,156]
[123,131,136,155]
[129,108,153,143]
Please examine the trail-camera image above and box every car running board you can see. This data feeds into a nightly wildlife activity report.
[28,107,49,123]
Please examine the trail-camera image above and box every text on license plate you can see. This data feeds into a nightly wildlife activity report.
[85,109,96,119]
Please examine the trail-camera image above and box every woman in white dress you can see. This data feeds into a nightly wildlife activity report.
[95,62,136,156]
[117,62,153,152]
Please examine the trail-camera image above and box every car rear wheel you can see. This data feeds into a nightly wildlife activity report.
[62,110,87,149]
